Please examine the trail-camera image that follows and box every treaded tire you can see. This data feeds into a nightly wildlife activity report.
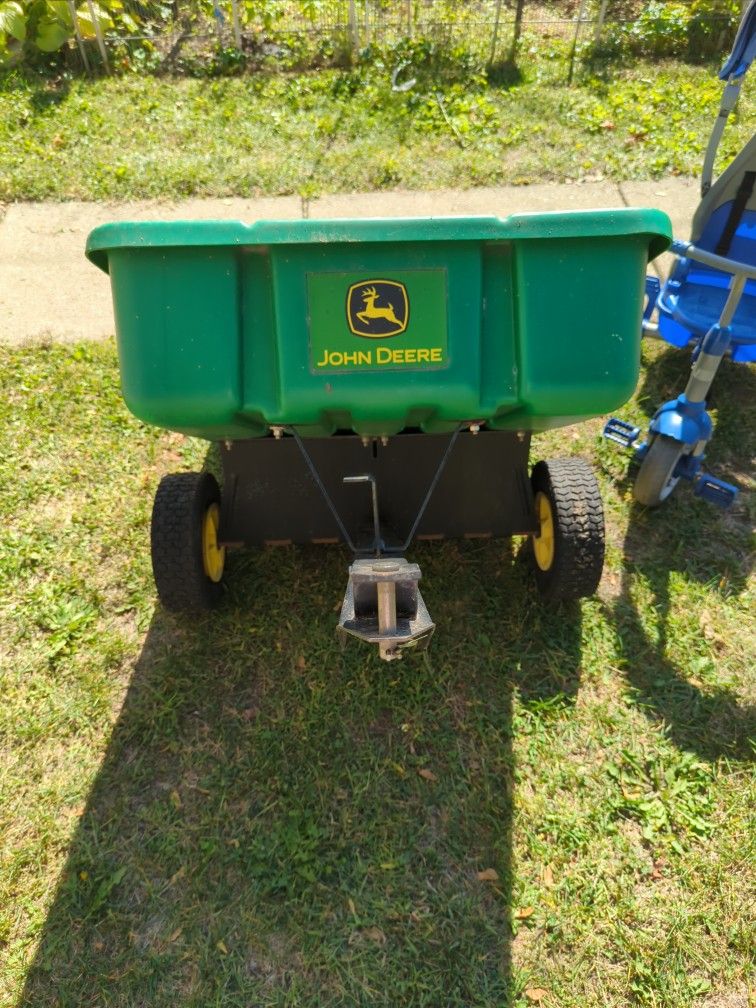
[633,434,686,507]
[151,471,224,612]
[530,457,605,602]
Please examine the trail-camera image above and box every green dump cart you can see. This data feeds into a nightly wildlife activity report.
[87,210,671,659]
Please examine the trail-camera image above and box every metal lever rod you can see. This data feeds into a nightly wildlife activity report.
[288,426,359,553]
[342,474,383,556]
[397,424,462,552]
[289,425,463,556]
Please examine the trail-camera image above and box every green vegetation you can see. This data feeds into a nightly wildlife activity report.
[0,0,742,73]
[0,54,753,200]
[1,340,753,1007]
[0,0,292,68]
[1,11,754,1000]
[596,0,741,59]
[0,0,124,65]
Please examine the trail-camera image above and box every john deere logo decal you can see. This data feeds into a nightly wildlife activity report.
[307,268,448,372]
[347,280,409,338]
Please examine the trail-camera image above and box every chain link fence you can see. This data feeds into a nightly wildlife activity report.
[37,0,746,76]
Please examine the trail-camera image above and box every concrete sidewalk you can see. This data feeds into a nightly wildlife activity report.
[0,178,697,345]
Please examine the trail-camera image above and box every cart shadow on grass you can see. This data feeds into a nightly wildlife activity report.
[20,528,583,1006]
[606,344,755,763]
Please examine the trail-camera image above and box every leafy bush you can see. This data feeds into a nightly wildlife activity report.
[0,0,138,66]
[358,36,486,89]
[590,0,741,63]
[687,0,740,58]
[628,1,689,57]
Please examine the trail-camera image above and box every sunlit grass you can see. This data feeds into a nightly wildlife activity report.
[0,58,752,201]
[0,340,753,1007]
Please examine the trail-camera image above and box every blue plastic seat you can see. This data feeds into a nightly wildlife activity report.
[658,207,756,362]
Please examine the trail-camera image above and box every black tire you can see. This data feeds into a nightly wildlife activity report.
[151,471,224,612]
[530,458,605,602]
[633,434,686,507]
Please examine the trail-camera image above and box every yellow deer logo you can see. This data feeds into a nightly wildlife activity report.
[346,279,409,338]
[356,286,402,327]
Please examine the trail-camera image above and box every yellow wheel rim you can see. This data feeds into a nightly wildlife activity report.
[202,503,226,583]
[533,491,555,571]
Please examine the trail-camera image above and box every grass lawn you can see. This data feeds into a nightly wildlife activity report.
[0,338,753,1008]
[0,58,754,201]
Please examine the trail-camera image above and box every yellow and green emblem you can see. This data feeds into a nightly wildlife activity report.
[307,269,448,373]
[346,280,409,338]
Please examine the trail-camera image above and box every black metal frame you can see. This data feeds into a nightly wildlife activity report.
[218,429,537,552]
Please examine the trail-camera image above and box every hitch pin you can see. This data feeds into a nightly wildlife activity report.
[373,559,400,661]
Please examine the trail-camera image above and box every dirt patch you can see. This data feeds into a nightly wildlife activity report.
[696,992,750,1008]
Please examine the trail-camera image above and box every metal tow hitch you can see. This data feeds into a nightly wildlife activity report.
[336,557,435,661]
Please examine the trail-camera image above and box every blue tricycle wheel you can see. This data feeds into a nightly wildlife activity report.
[634,435,688,507]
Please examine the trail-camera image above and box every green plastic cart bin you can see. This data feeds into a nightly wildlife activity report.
[87,208,671,658]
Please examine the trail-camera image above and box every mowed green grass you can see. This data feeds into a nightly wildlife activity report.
[0,340,753,1007]
[0,57,753,201]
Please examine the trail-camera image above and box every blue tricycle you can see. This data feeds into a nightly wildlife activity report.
[605,0,756,507]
